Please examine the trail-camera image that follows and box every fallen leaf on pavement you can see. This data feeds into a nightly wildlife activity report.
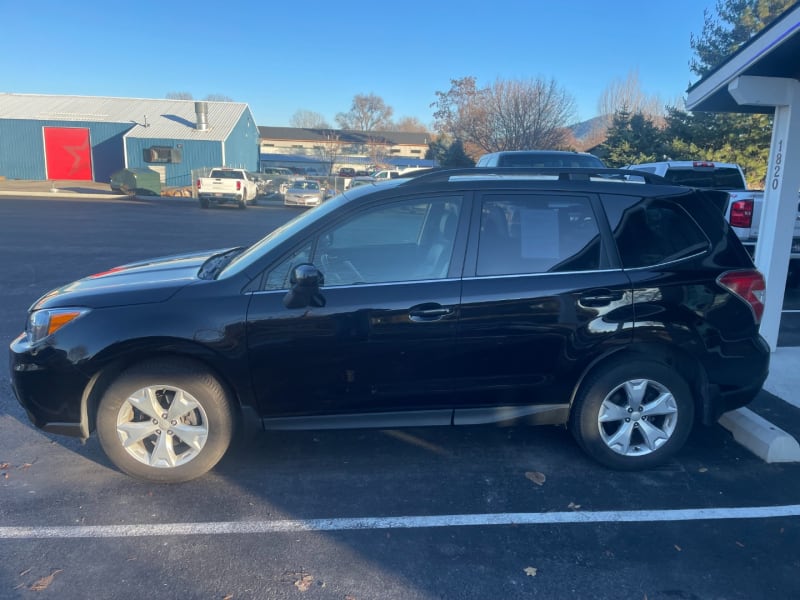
[29,569,63,591]
[698,467,708,473]
[222,595,234,600]
[524,566,538,577]
[736,541,745,547]
[0,463,10,470]
[674,544,682,551]
[525,471,546,486]
[568,502,581,510]
[295,574,313,592]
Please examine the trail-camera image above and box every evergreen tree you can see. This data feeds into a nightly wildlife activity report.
[674,0,792,187]
[600,109,665,167]
[690,0,793,77]
[442,139,474,167]
[426,137,475,167]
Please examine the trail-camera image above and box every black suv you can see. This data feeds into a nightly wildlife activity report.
[9,168,769,482]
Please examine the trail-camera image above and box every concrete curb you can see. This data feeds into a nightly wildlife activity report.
[719,407,800,463]
[0,190,123,200]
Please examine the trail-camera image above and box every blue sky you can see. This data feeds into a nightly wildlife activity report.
[2,0,713,127]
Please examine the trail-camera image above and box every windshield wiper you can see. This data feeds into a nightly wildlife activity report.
[198,247,245,280]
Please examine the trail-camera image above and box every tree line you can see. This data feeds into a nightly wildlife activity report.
[169,0,791,186]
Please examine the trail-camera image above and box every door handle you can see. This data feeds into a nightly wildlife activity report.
[409,303,454,322]
[579,290,623,307]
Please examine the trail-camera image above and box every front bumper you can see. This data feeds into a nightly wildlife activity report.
[9,333,91,438]
[284,196,321,207]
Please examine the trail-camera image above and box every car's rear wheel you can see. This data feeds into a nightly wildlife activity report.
[570,360,693,470]
[96,359,235,483]
[237,193,246,209]
[199,198,209,209]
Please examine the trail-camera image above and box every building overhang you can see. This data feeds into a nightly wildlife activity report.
[686,2,800,113]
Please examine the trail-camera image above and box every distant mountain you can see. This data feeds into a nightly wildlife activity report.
[568,115,608,141]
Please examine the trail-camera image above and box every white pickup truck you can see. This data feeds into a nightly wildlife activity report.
[625,161,800,284]
[196,168,258,209]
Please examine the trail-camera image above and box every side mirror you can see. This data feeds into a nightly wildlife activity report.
[283,263,326,309]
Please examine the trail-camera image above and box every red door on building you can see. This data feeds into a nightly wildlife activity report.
[43,127,93,180]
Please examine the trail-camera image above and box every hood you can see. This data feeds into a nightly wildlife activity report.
[32,248,233,311]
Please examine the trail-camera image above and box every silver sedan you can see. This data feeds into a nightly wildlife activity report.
[283,180,324,207]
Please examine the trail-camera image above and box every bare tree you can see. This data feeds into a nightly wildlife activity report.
[316,130,341,175]
[290,110,331,129]
[432,77,486,144]
[205,93,234,102]
[166,92,194,100]
[392,116,429,133]
[336,93,394,131]
[433,76,577,153]
[366,135,392,166]
[597,69,664,124]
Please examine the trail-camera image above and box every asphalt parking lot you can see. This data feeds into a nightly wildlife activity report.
[1,195,799,599]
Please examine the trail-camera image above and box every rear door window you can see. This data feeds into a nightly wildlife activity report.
[476,194,601,276]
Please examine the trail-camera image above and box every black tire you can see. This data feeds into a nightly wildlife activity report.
[96,359,235,483]
[237,193,246,209]
[569,360,694,470]
[199,198,209,209]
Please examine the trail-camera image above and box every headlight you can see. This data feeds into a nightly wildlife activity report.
[27,308,90,344]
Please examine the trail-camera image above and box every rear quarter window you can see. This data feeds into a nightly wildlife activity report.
[602,195,710,268]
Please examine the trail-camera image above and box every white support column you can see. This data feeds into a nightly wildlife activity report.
[728,76,800,350]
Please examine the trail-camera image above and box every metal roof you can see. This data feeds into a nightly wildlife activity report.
[686,1,800,113]
[258,126,429,146]
[0,93,251,141]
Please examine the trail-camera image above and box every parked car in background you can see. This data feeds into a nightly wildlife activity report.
[476,150,606,168]
[259,167,297,196]
[338,167,356,178]
[371,169,402,180]
[247,172,270,196]
[284,179,324,207]
[346,176,376,190]
[196,168,258,209]
[9,166,769,482]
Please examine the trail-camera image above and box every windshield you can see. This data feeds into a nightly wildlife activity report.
[497,153,605,168]
[291,181,319,190]
[219,194,347,278]
[220,179,406,279]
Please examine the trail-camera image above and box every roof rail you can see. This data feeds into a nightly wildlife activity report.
[399,167,669,186]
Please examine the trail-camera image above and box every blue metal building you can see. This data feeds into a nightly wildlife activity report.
[0,94,258,186]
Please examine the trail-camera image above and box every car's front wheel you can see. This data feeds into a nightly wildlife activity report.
[96,359,235,483]
[570,360,694,470]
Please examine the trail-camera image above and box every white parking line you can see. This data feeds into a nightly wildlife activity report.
[2,505,800,540]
